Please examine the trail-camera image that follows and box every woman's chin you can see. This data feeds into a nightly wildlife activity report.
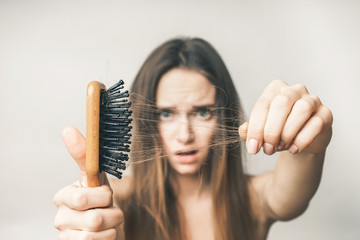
[171,163,202,176]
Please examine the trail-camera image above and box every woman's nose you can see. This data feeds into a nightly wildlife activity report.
[175,116,194,144]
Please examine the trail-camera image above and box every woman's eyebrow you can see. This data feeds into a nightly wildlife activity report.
[155,106,175,111]
[192,104,216,110]
[155,105,216,112]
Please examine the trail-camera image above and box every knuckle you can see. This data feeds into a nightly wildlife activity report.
[293,135,307,149]
[310,94,321,104]
[265,79,287,94]
[312,115,325,130]
[54,213,63,230]
[323,106,334,124]
[273,94,292,107]
[272,79,286,86]
[87,210,104,231]
[263,129,279,143]
[102,184,112,192]
[102,186,113,205]
[53,186,68,207]
[307,95,321,109]
[72,191,88,210]
[328,109,334,124]
[114,207,124,225]
[297,98,314,114]
[256,96,271,108]
[247,127,263,140]
[294,83,308,93]
[53,193,60,207]
[280,132,294,145]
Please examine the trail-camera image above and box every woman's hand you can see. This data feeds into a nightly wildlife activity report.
[53,127,124,239]
[240,79,333,155]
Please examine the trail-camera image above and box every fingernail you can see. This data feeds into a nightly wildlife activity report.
[247,139,258,154]
[278,141,285,151]
[263,143,275,155]
[289,144,299,154]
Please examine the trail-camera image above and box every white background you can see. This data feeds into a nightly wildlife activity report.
[0,0,359,239]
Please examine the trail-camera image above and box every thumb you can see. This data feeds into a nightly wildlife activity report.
[62,126,87,185]
[239,121,249,139]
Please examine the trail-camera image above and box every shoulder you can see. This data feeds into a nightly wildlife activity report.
[109,176,133,202]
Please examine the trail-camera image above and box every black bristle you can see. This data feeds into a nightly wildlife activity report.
[106,80,125,92]
[99,80,132,179]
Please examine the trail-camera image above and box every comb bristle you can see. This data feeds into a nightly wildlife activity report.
[99,80,132,179]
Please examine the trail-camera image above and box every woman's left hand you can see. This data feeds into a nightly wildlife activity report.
[240,79,333,155]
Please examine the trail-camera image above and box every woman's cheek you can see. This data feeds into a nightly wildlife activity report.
[198,120,217,145]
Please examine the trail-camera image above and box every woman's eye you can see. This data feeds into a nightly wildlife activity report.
[159,110,172,120]
[197,109,212,119]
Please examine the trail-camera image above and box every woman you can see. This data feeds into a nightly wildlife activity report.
[54,38,333,240]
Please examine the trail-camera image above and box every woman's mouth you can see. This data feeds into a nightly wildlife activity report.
[177,150,198,155]
[175,150,199,164]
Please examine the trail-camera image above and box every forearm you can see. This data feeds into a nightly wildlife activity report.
[267,150,325,219]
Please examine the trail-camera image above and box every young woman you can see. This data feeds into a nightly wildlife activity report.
[54,38,333,240]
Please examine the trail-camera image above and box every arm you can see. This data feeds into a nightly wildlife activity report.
[243,80,333,220]
[261,150,325,220]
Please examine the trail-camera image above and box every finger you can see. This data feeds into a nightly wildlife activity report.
[239,121,249,139]
[62,126,87,182]
[246,98,267,154]
[54,184,113,210]
[289,105,332,154]
[55,206,123,232]
[58,228,117,240]
[280,95,321,148]
[246,79,288,154]
[263,86,302,154]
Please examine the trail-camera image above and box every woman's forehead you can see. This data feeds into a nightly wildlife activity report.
[156,68,216,108]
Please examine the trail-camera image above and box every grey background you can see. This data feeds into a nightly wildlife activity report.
[1,0,359,239]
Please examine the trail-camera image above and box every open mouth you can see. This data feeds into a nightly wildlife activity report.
[176,150,198,155]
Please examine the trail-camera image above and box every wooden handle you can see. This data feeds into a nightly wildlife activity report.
[239,121,249,139]
[86,81,106,187]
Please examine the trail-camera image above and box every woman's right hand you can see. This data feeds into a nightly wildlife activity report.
[53,127,124,239]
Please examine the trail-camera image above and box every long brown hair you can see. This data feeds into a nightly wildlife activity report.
[122,37,255,239]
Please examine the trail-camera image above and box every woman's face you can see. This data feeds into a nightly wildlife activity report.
[156,68,217,176]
